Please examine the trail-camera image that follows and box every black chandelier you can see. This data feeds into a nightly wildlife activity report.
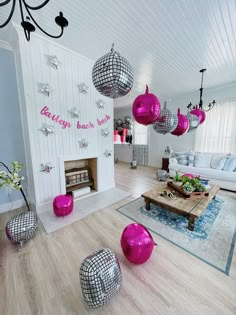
[0,0,68,41]
[187,69,216,112]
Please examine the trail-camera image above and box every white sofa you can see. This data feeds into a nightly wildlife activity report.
[169,151,236,192]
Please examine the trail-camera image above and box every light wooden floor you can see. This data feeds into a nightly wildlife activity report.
[1,162,236,315]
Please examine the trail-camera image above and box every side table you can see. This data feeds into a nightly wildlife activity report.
[162,157,169,172]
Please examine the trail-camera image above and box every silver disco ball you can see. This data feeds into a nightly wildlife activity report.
[186,112,200,132]
[92,44,134,99]
[153,101,178,134]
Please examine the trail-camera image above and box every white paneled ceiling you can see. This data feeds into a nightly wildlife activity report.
[0,0,236,108]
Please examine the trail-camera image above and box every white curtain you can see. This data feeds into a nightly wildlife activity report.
[194,98,236,154]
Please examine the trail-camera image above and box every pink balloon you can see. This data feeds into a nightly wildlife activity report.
[120,223,156,264]
[182,173,194,179]
[132,85,161,126]
[171,108,189,136]
[190,106,206,124]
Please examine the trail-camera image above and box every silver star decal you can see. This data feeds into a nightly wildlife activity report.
[104,149,112,157]
[48,55,61,69]
[39,83,53,97]
[79,138,89,148]
[101,128,109,137]
[96,99,105,109]
[40,124,54,136]
[40,163,54,173]
[70,107,80,118]
[78,83,89,93]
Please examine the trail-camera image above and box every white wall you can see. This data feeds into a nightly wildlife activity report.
[13,28,114,211]
[114,81,236,168]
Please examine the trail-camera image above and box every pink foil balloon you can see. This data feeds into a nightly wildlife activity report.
[120,223,156,264]
[190,106,206,124]
[132,85,161,126]
[171,108,189,136]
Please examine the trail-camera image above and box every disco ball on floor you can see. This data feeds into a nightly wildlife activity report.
[92,43,134,99]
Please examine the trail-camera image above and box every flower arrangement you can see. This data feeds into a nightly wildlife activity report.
[0,161,30,211]
[173,171,206,193]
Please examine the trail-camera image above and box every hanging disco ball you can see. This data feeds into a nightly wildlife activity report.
[186,112,200,132]
[153,101,178,134]
[92,43,134,99]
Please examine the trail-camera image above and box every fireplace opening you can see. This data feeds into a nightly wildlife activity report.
[64,158,97,198]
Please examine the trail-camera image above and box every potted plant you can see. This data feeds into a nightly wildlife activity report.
[181,176,206,193]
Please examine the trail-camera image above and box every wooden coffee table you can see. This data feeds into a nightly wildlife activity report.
[141,184,220,231]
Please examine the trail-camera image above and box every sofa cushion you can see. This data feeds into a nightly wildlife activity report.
[210,154,228,170]
[223,157,236,172]
[194,152,214,168]
[175,151,195,166]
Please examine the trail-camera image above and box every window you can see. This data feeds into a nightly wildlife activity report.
[133,121,148,145]
[194,98,236,153]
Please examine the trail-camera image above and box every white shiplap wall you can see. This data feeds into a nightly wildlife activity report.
[14,29,114,211]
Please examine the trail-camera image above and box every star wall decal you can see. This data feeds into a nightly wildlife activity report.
[79,138,89,148]
[104,149,112,157]
[39,83,53,97]
[78,83,89,93]
[70,107,80,118]
[39,124,54,136]
[48,55,61,69]
[40,162,54,173]
[96,99,105,109]
[101,128,110,137]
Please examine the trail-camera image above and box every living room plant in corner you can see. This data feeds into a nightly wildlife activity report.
[0,161,30,211]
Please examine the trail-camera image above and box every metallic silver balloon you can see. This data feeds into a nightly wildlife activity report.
[153,101,178,134]
[124,115,132,124]
[186,112,200,132]
[116,119,123,127]
[80,248,122,308]
[6,211,38,245]
[92,43,134,99]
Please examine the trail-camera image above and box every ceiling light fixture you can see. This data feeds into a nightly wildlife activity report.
[187,69,216,112]
[0,0,68,41]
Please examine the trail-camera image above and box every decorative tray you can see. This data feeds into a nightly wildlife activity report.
[167,181,209,199]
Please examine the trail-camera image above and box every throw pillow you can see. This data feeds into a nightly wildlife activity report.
[194,152,213,168]
[178,158,188,166]
[176,154,188,165]
[223,157,236,172]
[210,154,227,170]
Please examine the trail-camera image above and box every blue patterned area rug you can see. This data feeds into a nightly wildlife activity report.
[116,193,236,275]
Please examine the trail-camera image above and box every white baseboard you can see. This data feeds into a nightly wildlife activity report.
[0,199,26,214]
